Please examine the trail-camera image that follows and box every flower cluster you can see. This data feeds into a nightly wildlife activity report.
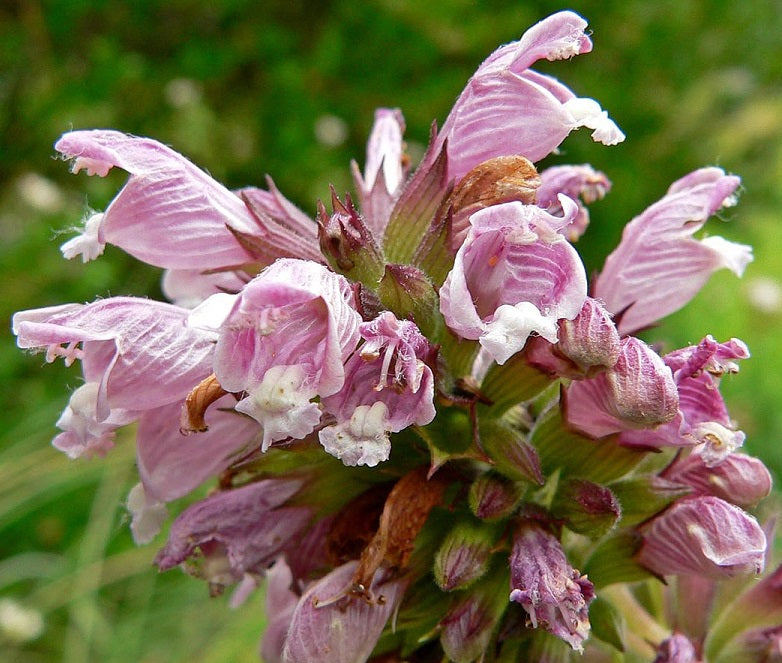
[14,11,776,663]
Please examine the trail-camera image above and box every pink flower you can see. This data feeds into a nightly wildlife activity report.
[594,168,752,335]
[638,496,766,579]
[13,297,216,457]
[210,259,362,449]
[440,199,588,364]
[436,11,624,182]
[319,311,435,466]
[55,130,318,270]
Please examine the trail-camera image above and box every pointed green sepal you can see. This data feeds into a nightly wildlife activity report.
[582,531,652,588]
[384,130,451,264]
[531,405,647,484]
[588,595,626,652]
[479,352,556,416]
[551,478,621,539]
[479,419,544,485]
[377,263,444,341]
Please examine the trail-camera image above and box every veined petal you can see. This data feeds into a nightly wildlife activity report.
[638,496,766,579]
[13,297,216,420]
[136,396,259,502]
[594,168,749,335]
[436,11,622,180]
[351,108,407,236]
[282,562,407,663]
[440,200,587,363]
[55,130,257,269]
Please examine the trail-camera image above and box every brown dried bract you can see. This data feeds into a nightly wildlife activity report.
[180,373,228,434]
[447,155,541,251]
[351,466,449,601]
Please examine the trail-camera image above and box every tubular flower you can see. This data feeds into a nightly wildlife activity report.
[14,9,774,663]
[440,198,588,364]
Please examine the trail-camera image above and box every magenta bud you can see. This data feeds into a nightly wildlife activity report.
[468,472,523,521]
[638,496,766,579]
[434,520,495,591]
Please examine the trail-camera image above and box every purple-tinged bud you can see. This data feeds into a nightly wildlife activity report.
[350,108,408,238]
[317,190,385,285]
[653,633,700,663]
[551,479,621,539]
[637,496,766,579]
[440,565,509,663]
[527,297,621,379]
[469,472,523,521]
[565,337,679,439]
[479,420,544,485]
[282,562,407,663]
[664,450,772,508]
[154,479,311,593]
[509,520,595,651]
[434,520,496,591]
[558,298,621,373]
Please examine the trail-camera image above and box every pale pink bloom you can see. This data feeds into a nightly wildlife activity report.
[436,11,623,182]
[525,297,621,378]
[281,561,407,663]
[537,164,612,241]
[594,168,752,335]
[13,297,215,456]
[319,311,435,466]
[135,395,259,503]
[638,496,766,579]
[350,108,408,236]
[564,336,679,438]
[155,478,311,589]
[509,520,595,651]
[440,199,587,364]
[55,130,319,270]
[212,259,361,449]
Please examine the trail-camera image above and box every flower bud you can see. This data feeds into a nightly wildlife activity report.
[468,472,523,521]
[509,520,595,651]
[434,519,496,591]
[551,479,621,539]
[638,496,766,579]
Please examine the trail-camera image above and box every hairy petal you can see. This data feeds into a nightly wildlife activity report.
[638,496,766,579]
[436,11,622,181]
[594,168,751,334]
[55,130,259,269]
[282,562,407,663]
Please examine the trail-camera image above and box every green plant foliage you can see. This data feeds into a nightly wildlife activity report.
[3,1,781,660]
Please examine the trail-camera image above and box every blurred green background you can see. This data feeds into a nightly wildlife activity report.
[2,1,780,661]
